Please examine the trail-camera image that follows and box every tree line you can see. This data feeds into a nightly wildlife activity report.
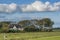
[0,18,54,33]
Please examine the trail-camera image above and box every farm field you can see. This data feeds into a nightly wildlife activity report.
[0,32,60,40]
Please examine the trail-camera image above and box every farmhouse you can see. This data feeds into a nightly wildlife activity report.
[9,24,24,31]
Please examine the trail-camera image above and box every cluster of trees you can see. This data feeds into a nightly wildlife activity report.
[0,18,54,33]
[18,18,54,32]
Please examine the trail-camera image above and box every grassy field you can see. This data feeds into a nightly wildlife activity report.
[0,32,60,40]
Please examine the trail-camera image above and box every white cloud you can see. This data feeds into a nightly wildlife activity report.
[21,1,46,12]
[6,3,17,13]
[0,1,60,13]
[21,1,60,12]
[0,3,17,13]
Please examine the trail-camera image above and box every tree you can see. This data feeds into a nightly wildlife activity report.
[37,18,54,31]
[42,18,54,27]
[18,20,31,27]
[18,18,54,32]
[0,21,10,33]
[24,25,39,32]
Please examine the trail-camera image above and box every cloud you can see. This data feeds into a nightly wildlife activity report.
[6,3,17,13]
[0,3,17,13]
[21,1,60,12]
[0,1,60,13]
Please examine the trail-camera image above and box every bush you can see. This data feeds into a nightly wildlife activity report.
[8,29,25,33]
[24,27,40,32]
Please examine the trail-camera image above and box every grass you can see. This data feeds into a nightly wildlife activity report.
[0,32,60,40]
[31,36,60,40]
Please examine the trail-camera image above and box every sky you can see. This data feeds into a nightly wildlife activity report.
[0,0,60,4]
[0,0,60,28]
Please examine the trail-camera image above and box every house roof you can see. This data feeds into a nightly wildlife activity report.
[9,24,22,28]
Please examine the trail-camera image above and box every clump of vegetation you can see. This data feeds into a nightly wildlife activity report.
[0,18,54,33]
[0,21,10,33]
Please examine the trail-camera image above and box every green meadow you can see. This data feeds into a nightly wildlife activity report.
[0,32,60,40]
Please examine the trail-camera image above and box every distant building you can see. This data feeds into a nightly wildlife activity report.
[9,24,24,31]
